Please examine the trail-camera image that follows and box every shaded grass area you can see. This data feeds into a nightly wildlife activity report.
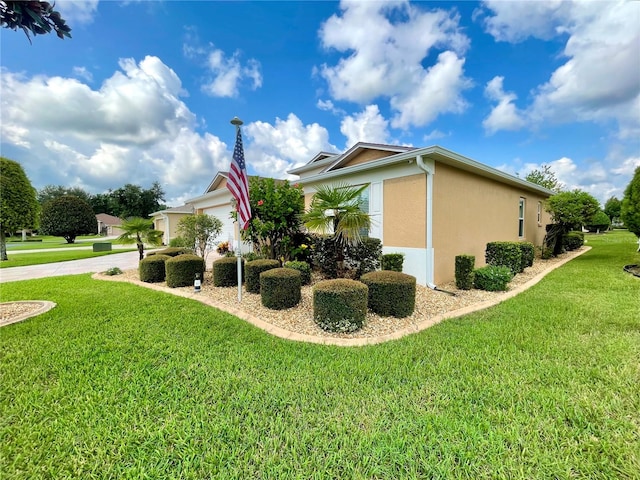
[0,249,137,268]
[5,235,106,250]
[1,231,638,479]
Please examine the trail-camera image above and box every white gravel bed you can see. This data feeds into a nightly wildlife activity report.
[98,248,584,340]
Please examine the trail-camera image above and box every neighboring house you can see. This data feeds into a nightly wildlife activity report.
[157,143,554,286]
[95,213,124,237]
[149,205,194,245]
[288,142,554,286]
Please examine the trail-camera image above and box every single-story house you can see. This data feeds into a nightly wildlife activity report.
[149,204,194,245]
[289,142,553,286]
[153,143,554,286]
[95,213,125,237]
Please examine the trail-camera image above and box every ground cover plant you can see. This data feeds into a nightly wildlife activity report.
[1,231,638,479]
[0,248,136,268]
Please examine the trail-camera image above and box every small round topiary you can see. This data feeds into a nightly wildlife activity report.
[165,254,206,288]
[147,247,193,257]
[360,270,416,318]
[473,265,513,291]
[313,279,368,333]
[213,256,244,287]
[139,254,170,283]
[260,268,301,310]
[284,261,311,285]
[245,259,281,293]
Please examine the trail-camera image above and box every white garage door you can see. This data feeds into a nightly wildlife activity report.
[202,205,252,252]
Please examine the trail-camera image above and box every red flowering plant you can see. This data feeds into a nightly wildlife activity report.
[239,178,306,260]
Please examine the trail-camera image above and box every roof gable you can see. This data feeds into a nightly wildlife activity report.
[325,143,415,172]
[204,171,229,194]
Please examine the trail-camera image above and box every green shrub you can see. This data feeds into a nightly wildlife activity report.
[213,256,244,287]
[563,231,584,251]
[169,236,189,248]
[104,267,123,276]
[518,242,535,270]
[360,271,416,318]
[585,211,611,233]
[345,237,382,277]
[486,241,523,275]
[284,261,312,285]
[165,254,205,288]
[473,265,513,291]
[260,268,301,310]
[313,279,368,333]
[245,259,280,293]
[311,235,339,278]
[455,254,475,290]
[139,254,170,283]
[147,247,193,257]
[242,251,265,262]
[381,253,404,272]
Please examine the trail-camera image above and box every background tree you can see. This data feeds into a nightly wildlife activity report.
[89,192,116,215]
[524,165,565,192]
[604,196,622,227]
[0,1,71,42]
[240,178,305,260]
[544,189,600,255]
[39,195,97,243]
[110,183,166,218]
[38,185,92,207]
[620,166,640,251]
[177,214,222,259]
[585,210,611,233]
[0,157,39,260]
[116,217,163,260]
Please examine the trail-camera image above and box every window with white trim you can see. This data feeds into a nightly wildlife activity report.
[518,197,525,238]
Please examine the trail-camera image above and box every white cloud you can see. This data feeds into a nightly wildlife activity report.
[72,66,93,82]
[196,47,262,98]
[317,99,345,116]
[483,76,526,134]
[423,129,449,142]
[480,1,640,138]
[340,105,390,147]
[244,114,337,178]
[0,57,232,206]
[318,0,471,129]
[57,0,99,25]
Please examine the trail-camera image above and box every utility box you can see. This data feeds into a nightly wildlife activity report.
[92,242,112,252]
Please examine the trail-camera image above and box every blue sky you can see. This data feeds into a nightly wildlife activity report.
[1,0,638,207]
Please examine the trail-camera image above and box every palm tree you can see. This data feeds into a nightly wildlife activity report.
[303,183,371,275]
[116,217,163,260]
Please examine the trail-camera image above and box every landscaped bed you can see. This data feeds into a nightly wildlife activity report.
[95,247,588,342]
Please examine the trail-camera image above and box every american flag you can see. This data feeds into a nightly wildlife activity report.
[227,126,252,229]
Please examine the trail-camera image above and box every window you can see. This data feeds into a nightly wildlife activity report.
[356,184,370,238]
[518,198,525,237]
[537,201,542,225]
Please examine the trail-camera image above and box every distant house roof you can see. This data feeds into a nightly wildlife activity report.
[149,205,194,217]
[95,213,122,226]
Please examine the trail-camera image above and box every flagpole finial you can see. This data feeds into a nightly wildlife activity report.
[230,116,243,126]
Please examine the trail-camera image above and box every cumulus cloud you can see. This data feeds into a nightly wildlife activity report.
[201,49,262,97]
[340,105,390,147]
[318,0,471,129]
[317,99,345,116]
[479,1,640,138]
[483,76,526,134]
[0,57,231,205]
[57,0,99,25]
[244,114,337,178]
[423,129,449,142]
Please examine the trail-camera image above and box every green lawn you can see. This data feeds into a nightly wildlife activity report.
[5,235,106,250]
[0,248,137,268]
[1,231,638,479]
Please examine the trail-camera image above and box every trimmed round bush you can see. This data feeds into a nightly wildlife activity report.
[313,279,368,333]
[563,231,584,251]
[473,265,513,292]
[139,254,170,283]
[246,259,280,293]
[260,268,301,310]
[147,247,193,257]
[360,270,416,318]
[284,261,311,285]
[213,256,244,287]
[381,253,404,272]
[165,254,206,288]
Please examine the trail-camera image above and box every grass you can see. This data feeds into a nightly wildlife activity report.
[1,231,638,479]
[5,235,106,250]
[0,248,137,268]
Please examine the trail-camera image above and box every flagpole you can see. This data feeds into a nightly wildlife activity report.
[231,116,244,302]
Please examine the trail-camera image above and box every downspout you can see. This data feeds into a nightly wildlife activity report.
[162,213,169,245]
[416,155,437,290]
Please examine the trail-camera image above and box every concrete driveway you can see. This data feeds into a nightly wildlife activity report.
[0,250,144,284]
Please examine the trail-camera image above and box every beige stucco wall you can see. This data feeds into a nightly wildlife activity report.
[383,174,426,248]
[341,150,393,169]
[432,163,550,283]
